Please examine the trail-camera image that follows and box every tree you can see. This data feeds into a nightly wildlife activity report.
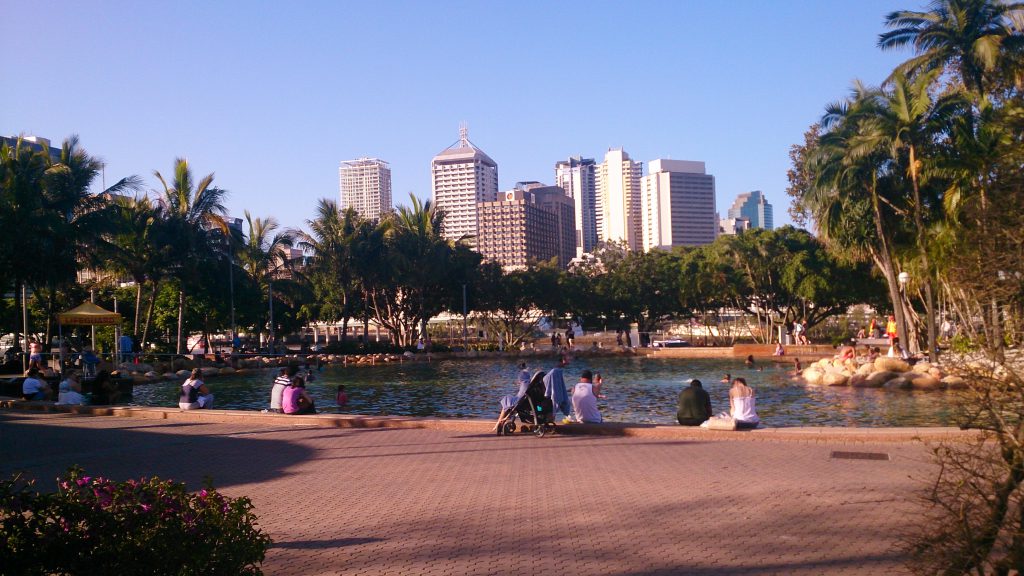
[238,210,294,348]
[784,124,820,228]
[153,158,228,354]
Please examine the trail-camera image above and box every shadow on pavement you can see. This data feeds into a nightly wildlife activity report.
[274,537,385,549]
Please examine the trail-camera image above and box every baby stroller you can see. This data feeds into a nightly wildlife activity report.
[496,370,556,437]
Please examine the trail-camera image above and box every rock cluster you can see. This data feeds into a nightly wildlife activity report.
[801,357,967,391]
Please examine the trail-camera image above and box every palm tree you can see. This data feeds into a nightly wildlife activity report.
[153,158,228,354]
[102,195,165,341]
[238,210,294,349]
[879,0,1024,95]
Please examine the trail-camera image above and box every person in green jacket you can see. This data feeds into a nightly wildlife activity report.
[677,379,712,426]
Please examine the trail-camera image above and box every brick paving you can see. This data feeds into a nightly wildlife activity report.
[0,411,940,575]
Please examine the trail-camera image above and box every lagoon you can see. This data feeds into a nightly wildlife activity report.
[130,356,962,427]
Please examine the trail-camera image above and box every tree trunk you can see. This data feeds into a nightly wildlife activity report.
[134,282,143,336]
[176,289,184,355]
[141,281,158,352]
[869,178,913,349]
[909,146,938,362]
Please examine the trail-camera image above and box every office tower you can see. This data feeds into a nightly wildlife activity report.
[727,190,774,230]
[1,135,62,163]
[477,188,560,271]
[431,125,499,243]
[595,149,643,250]
[640,160,717,250]
[515,182,576,269]
[719,216,751,236]
[339,158,392,221]
[554,156,597,258]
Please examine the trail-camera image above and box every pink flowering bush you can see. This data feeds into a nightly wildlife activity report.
[0,467,272,575]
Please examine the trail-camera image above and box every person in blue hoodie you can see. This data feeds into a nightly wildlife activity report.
[543,355,571,419]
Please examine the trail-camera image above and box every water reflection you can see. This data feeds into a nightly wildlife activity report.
[130,357,962,427]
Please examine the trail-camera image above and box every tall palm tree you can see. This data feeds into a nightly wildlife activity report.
[879,0,1024,95]
[239,210,294,348]
[153,158,228,354]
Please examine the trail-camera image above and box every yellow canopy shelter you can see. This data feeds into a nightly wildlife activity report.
[57,302,122,326]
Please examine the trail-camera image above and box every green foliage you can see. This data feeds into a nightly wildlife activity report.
[0,467,271,576]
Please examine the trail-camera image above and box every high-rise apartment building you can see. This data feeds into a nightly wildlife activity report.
[640,160,717,250]
[554,156,597,258]
[431,126,499,243]
[477,189,560,271]
[727,190,773,230]
[515,182,576,269]
[595,149,643,250]
[339,157,392,221]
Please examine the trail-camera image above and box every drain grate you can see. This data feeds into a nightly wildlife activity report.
[831,451,890,461]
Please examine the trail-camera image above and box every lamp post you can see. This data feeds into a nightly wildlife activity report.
[898,271,912,353]
[462,283,468,352]
[229,253,236,352]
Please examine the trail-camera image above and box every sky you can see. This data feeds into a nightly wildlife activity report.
[2,0,915,233]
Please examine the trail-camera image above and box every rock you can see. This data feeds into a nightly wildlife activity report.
[909,374,943,390]
[884,377,913,390]
[856,363,875,376]
[802,367,824,385]
[912,361,932,373]
[928,367,944,379]
[200,367,219,377]
[172,358,195,370]
[848,374,868,387]
[860,370,900,388]
[175,369,191,378]
[941,375,968,390]
[162,372,177,379]
[144,371,159,378]
[875,357,911,373]
[822,371,849,386]
[219,366,235,375]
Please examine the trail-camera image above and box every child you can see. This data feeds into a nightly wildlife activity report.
[336,384,348,408]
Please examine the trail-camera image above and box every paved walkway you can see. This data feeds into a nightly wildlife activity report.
[0,411,940,575]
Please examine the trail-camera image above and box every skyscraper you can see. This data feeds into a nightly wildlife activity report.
[516,182,576,269]
[641,160,717,250]
[595,149,643,250]
[727,190,774,230]
[339,157,392,221]
[431,125,499,243]
[477,188,560,271]
[554,156,597,258]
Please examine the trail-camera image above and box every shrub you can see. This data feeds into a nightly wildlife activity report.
[0,467,272,575]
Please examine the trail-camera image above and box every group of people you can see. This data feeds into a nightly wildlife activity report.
[22,367,119,405]
[676,377,760,429]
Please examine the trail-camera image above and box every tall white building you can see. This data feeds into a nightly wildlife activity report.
[431,126,499,243]
[555,156,598,258]
[641,160,717,250]
[339,158,392,221]
[595,148,643,250]
[727,190,773,230]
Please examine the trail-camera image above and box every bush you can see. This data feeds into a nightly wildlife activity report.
[0,467,272,575]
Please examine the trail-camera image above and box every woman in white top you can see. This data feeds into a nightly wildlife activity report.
[729,377,759,429]
[56,372,85,405]
[571,370,602,423]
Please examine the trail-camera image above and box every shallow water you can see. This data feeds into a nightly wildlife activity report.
[130,357,963,427]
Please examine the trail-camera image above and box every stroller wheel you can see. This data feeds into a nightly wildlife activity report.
[534,424,546,437]
[504,422,516,434]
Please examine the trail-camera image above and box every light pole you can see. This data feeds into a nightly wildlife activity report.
[898,271,911,352]
[462,283,468,352]
[268,279,275,354]
[229,253,236,352]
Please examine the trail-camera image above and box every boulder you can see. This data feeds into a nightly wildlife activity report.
[884,376,913,390]
[175,369,191,378]
[162,372,177,379]
[802,367,824,385]
[144,371,159,379]
[928,367,944,379]
[219,366,235,375]
[941,375,968,390]
[912,361,933,374]
[856,363,875,376]
[909,374,943,390]
[200,367,219,377]
[874,357,911,373]
[848,374,868,388]
[172,358,196,370]
[822,371,849,386]
[860,370,900,388]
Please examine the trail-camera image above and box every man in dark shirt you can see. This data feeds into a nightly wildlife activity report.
[677,379,712,426]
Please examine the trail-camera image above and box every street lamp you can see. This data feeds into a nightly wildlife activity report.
[898,271,910,289]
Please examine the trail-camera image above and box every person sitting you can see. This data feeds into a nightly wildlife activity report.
[888,337,910,360]
[744,355,755,367]
[22,368,51,401]
[729,377,760,430]
[773,343,785,356]
[179,368,212,410]
[80,347,100,378]
[835,346,855,361]
[269,366,297,413]
[282,376,315,415]
[56,372,85,405]
[676,379,712,426]
[867,346,881,362]
[93,370,120,405]
[720,373,731,383]
[570,369,602,423]
[789,357,803,376]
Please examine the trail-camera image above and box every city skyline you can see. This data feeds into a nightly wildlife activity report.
[2,1,911,233]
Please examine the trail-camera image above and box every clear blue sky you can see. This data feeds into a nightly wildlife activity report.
[3,0,914,232]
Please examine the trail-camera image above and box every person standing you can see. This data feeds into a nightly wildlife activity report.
[118,333,134,364]
[885,315,898,345]
[564,328,574,350]
[676,379,712,426]
[729,377,760,429]
[571,369,602,423]
[28,338,45,370]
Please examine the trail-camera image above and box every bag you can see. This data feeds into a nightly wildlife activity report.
[706,416,737,431]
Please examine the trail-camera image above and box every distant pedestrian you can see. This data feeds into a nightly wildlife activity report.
[885,315,898,344]
[565,328,574,349]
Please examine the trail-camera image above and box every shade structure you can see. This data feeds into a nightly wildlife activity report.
[57,302,122,326]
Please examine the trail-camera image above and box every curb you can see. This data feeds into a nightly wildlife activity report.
[0,399,981,444]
